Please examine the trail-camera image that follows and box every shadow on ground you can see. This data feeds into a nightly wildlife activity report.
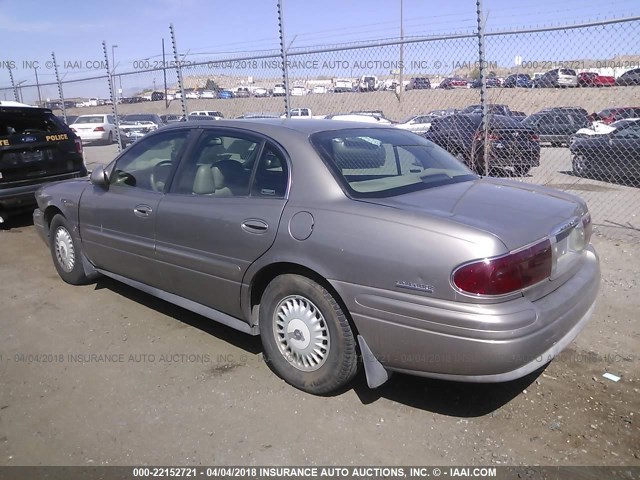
[96,275,538,416]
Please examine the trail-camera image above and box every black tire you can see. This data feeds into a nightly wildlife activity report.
[106,131,113,145]
[48,214,90,285]
[259,274,358,394]
[572,155,590,178]
[514,165,531,176]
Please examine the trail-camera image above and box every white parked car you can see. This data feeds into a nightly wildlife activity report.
[273,84,286,96]
[70,114,118,144]
[291,86,307,96]
[189,110,224,120]
[395,114,436,133]
[311,85,328,94]
[253,87,269,97]
[185,91,200,99]
[325,113,393,124]
[199,90,217,99]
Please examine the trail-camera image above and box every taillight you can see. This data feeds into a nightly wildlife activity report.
[93,126,105,132]
[452,239,552,296]
[530,133,540,141]
[602,116,614,125]
[474,132,499,141]
[74,138,83,154]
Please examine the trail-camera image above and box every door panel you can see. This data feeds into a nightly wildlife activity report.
[154,196,286,317]
[79,128,193,286]
[153,132,290,319]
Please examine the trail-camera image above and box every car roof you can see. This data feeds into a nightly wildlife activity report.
[161,118,393,135]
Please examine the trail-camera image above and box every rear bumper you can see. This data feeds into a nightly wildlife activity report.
[0,170,87,207]
[332,246,600,383]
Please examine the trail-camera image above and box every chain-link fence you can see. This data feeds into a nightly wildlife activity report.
[1,16,639,235]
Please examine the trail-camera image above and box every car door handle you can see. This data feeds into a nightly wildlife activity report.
[133,204,153,217]
[241,219,268,234]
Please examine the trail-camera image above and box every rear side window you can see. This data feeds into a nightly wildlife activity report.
[560,69,576,76]
[0,109,66,136]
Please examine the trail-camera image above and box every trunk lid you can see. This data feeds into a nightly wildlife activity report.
[365,177,586,251]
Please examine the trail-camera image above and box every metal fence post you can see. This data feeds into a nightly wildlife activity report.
[170,24,188,120]
[102,41,122,153]
[277,0,291,117]
[8,68,19,102]
[476,0,489,176]
[51,52,67,124]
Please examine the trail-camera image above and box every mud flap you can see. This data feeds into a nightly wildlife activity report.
[357,335,392,389]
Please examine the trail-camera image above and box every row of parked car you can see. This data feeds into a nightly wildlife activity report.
[399,104,640,181]
[59,99,640,185]
[435,68,640,90]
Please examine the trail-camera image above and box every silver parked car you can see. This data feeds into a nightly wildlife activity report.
[33,119,600,394]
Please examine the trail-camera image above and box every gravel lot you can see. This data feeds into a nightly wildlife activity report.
[0,143,638,467]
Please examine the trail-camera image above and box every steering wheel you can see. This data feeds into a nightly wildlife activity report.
[150,160,173,192]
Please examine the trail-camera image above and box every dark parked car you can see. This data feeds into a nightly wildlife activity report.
[160,114,183,124]
[57,115,78,126]
[32,119,598,394]
[522,108,590,146]
[406,77,431,90]
[235,88,251,98]
[533,68,578,88]
[502,73,532,88]
[470,77,501,88]
[151,91,165,101]
[570,120,640,180]
[615,68,640,86]
[0,103,86,222]
[423,113,540,176]
[461,104,513,116]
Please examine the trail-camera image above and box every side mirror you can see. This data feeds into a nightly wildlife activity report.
[90,165,109,187]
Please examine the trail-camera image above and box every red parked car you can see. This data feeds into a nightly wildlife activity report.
[578,72,615,87]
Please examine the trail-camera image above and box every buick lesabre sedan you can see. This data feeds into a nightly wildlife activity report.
[33,119,600,394]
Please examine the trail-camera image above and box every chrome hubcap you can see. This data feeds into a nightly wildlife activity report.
[54,226,75,272]
[273,295,330,372]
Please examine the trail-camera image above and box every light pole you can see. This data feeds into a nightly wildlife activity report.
[399,0,404,104]
[34,67,42,105]
[111,44,118,101]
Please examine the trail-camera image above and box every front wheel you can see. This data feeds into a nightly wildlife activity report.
[259,274,358,394]
[48,214,91,285]
[572,155,590,178]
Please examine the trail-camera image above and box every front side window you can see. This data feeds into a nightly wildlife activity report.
[311,128,476,198]
[108,129,191,191]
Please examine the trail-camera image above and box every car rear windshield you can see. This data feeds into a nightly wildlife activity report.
[560,69,576,75]
[310,128,476,198]
[74,116,105,124]
[0,109,66,136]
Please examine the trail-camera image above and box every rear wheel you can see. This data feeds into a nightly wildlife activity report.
[259,274,358,394]
[48,214,90,285]
[106,131,113,144]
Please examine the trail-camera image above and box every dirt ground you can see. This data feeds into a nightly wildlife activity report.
[0,209,638,467]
